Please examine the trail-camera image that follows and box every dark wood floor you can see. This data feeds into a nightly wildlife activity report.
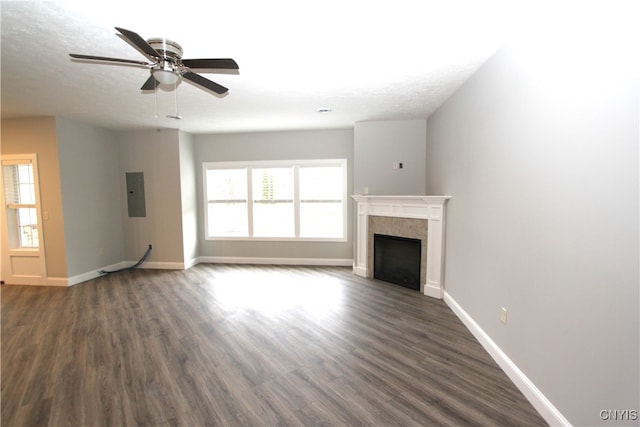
[1,264,547,426]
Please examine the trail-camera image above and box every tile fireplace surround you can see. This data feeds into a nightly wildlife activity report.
[352,195,451,299]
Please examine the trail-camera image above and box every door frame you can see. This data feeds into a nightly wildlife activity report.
[1,153,48,285]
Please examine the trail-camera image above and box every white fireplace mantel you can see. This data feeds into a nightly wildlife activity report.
[351,195,451,299]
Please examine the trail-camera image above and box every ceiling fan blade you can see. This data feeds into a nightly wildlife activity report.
[69,53,150,66]
[115,27,160,59]
[182,71,228,94]
[181,58,239,70]
[140,75,159,91]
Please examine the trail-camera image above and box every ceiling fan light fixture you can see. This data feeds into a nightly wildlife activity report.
[153,68,179,85]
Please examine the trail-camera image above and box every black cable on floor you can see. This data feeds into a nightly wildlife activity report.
[98,245,152,275]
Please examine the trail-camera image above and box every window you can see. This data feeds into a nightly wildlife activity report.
[204,159,347,241]
[2,158,39,248]
[252,167,294,237]
[205,168,248,237]
[299,166,344,238]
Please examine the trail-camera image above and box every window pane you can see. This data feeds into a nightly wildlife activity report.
[253,202,294,237]
[252,168,294,237]
[299,166,342,200]
[208,202,248,236]
[3,163,35,204]
[206,169,247,201]
[17,164,35,204]
[299,165,344,238]
[252,168,293,201]
[17,207,39,247]
[300,202,342,238]
[206,168,248,236]
[5,207,40,247]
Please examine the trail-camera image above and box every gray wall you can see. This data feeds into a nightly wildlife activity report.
[1,117,69,279]
[425,34,639,425]
[118,129,185,265]
[195,129,354,262]
[178,131,199,266]
[57,118,124,276]
[354,119,426,195]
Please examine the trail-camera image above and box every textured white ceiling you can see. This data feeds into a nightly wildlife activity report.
[1,0,516,134]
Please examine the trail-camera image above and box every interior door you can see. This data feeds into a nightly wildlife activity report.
[1,154,47,285]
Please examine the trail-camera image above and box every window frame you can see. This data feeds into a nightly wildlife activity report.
[203,159,347,242]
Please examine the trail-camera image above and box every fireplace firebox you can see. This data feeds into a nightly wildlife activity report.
[374,233,421,291]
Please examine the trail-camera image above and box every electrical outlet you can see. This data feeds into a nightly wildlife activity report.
[500,307,508,324]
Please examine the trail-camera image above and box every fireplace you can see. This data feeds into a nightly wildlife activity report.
[374,234,421,290]
[352,195,450,299]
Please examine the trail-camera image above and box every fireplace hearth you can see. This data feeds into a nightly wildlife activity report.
[374,234,421,290]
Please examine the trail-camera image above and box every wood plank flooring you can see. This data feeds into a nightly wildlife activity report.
[1,264,547,426]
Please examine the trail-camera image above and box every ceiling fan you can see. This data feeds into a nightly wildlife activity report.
[70,27,238,95]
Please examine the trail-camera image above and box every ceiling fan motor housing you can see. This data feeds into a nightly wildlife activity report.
[147,38,183,60]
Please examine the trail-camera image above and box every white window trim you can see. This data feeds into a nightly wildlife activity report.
[203,159,347,242]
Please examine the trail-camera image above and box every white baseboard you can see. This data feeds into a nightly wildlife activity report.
[2,279,68,287]
[137,261,185,270]
[66,260,187,286]
[423,283,443,299]
[184,257,199,269]
[46,277,69,287]
[67,261,130,286]
[197,256,353,266]
[443,291,571,427]
[352,266,368,277]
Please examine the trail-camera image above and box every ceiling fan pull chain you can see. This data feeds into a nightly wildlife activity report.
[165,80,182,120]
[154,87,159,119]
[174,80,179,117]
